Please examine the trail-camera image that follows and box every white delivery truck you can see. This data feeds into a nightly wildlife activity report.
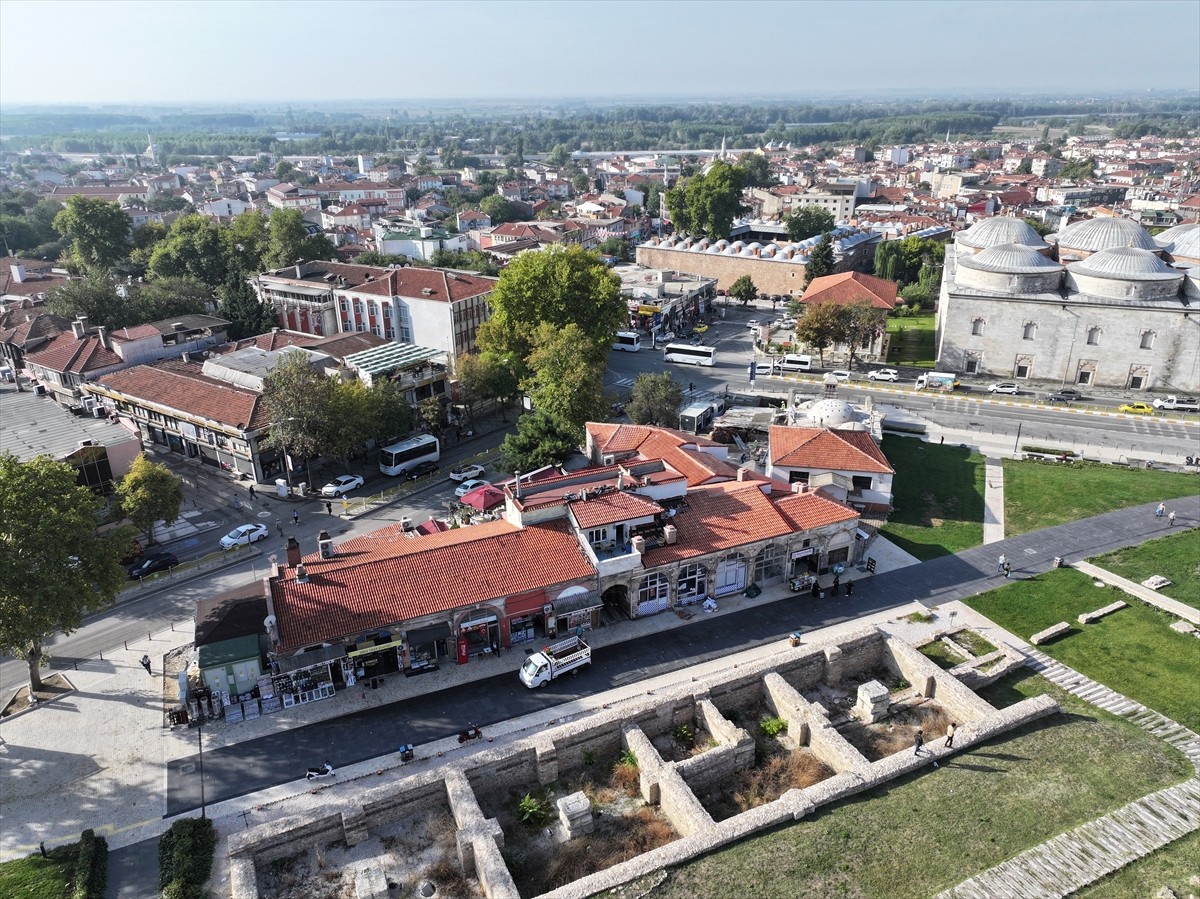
[1152,395,1200,412]
[519,635,591,688]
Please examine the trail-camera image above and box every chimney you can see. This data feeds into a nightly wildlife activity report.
[295,562,309,583]
[77,315,90,332]
[10,263,27,283]
[295,264,303,278]
[71,319,86,339]
[664,524,677,545]
[737,467,749,481]
[97,326,109,350]
[514,471,523,500]
[285,536,302,567]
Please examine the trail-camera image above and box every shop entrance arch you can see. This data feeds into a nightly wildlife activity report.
[714,552,748,596]
[602,584,630,620]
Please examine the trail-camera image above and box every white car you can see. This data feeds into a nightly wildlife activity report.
[746,319,761,330]
[220,523,269,549]
[989,382,1020,395]
[867,368,899,382]
[774,318,796,330]
[320,475,364,497]
[448,463,486,482]
[455,478,491,497]
[828,370,852,382]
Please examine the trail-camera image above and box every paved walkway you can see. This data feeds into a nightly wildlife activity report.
[982,457,1006,544]
[936,650,1200,899]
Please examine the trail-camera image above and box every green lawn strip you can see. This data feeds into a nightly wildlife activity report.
[624,671,1191,899]
[1090,530,1200,608]
[878,436,985,559]
[1002,460,1198,537]
[886,313,936,368]
[918,639,964,670]
[1070,829,1200,899]
[964,568,1200,732]
[0,844,78,899]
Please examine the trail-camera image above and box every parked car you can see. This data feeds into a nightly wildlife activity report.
[127,551,178,579]
[448,463,486,482]
[1055,388,1084,401]
[1118,402,1156,415]
[455,478,491,497]
[774,317,796,330]
[867,368,899,382]
[746,319,761,330]
[320,474,364,497]
[406,460,440,481]
[989,382,1020,395]
[119,539,145,566]
[1044,393,1073,404]
[220,523,269,549]
[827,370,851,382]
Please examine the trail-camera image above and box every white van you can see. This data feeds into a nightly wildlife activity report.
[775,354,813,372]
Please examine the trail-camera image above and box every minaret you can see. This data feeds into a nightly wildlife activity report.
[720,135,727,160]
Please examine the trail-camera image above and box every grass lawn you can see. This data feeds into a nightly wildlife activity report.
[1002,460,1199,536]
[1091,530,1200,609]
[879,436,985,559]
[614,671,1192,899]
[1071,829,1200,898]
[964,568,1200,732]
[0,844,78,899]
[886,312,936,369]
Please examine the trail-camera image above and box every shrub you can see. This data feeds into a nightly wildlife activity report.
[517,793,552,826]
[158,817,216,899]
[618,748,638,767]
[673,723,695,746]
[759,715,788,737]
[73,829,108,899]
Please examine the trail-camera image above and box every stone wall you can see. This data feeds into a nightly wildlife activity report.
[886,635,997,724]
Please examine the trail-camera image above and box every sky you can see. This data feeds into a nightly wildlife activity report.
[1,0,1198,107]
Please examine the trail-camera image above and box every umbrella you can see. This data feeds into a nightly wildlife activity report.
[460,484,505,511]
[416,518,450,536]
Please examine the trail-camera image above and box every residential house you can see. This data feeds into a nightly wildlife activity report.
[267,182,321,211]
[765,426,894,513]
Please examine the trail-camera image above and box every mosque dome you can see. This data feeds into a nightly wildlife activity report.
[958,243,1063,274]
[957,216,1049,252]
[804,398,860,428]
[1057,216,1157,255]
[1154,223,1200,263]
[1068,246,1182,281]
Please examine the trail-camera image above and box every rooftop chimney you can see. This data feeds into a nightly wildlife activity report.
[96,326,110,350]
[285,536,302,567]
[10,263,27,283]
[77,315,90,332]
[737,467,749,481]
[71,320,86,339]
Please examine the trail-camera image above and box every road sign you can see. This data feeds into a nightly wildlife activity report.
[866,557,877,573]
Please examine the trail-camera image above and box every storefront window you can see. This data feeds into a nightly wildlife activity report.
[676,564,708,603]
[754,545,783,583]
[637,573,670,615]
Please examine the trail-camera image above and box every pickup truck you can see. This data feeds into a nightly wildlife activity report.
[1152,395,1200,412]
[519,635,591,688]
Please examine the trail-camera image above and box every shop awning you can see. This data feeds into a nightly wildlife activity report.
[551,589,600,615]
[275,643,346,674]
[406,623,450,647]
[347,636,405,658]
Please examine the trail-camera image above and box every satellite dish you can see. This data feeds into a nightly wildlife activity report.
[264,615,277,629]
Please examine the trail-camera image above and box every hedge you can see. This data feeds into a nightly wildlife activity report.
[158,817,216,899]
[73,828,108,899]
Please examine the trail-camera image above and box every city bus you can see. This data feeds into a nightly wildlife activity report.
[612,331,642,352]
[379,434,441,477]
[662,343,717,366]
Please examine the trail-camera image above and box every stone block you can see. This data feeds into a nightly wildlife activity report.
[557,791,594,839]
[353,866,389,899]
[1030,622,1071,645]
[1169,620,1197,635]
[1078,600,1128,624]
[854,679,890,723]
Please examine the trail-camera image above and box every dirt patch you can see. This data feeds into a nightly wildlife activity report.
[2,672,74,717]
[704,736,834,822]
[839,700,955,762]
[651,721,713,763]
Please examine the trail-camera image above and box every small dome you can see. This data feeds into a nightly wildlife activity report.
[1058,216,1157,253]
[958,216,1048,250]
[1068,246,1183,281]
[1155,223,1200,261]
[959,243,1064,274]
[805,398,859,428]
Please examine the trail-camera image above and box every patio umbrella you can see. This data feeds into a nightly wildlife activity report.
[460,484,505,511]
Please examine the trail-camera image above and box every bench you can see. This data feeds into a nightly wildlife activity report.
[1030,622,1071,645]
[1078,600,1127,625]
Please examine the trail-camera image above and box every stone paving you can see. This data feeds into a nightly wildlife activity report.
[935,649,1200,899]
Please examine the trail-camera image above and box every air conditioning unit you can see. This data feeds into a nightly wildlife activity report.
[34,384,46,396]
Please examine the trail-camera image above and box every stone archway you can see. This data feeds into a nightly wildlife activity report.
[602,584,630,621]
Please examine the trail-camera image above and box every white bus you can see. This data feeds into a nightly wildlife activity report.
[662,343,717,366]
[379,434,441,477]
[612,331,642,352]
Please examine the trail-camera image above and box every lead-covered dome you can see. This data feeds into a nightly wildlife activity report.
[801,398,861,428]
[959,243,1063,274]
[1154,223,1200,264]
[1068,246,1182,280]
[1057,216,1157,257]
[957,216,1049,252]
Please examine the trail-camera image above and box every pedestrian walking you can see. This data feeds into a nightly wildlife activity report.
[342,497,349,512]
[292,510,300,526]
[945,722,956,748]
[248,484,256,501]
[1003,561,1012,579]
[325,501,333,515]
[832,574,841,596]
[275,519,283,537]
[940,435,945,445]
[913,729,924,756]
[810,579,820,600]
[845,580,854,596]
[139,654,152,675]
[996,553,1007,573]
[1167,511,1176,526]
[1156,502,1166,518]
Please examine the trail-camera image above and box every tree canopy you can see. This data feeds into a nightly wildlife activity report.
[728,274,758,306]
[664,160,746,238]
[785,207,835,243]
[802,233,836,287]
[627,372,683,427]
[0,454,131,691]
[114,454,183,546]
[53,195,131,271]
[263,208,336,270]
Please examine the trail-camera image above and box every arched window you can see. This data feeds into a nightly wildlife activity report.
[636,573,670,615]
[1140,330,1155,350]
[1022,322,1038,340]
[1086,327,1101,346]
[971,318,984,336]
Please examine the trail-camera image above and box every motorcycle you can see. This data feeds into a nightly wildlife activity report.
[610,402,626,416]
[305,761,335,780]
[458,723,483,744]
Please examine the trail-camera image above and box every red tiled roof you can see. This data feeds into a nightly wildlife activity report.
[642,480,797,565]
[223,330,323,353]
[0,258,68,297]
[570,490,663,529]
[263,261,495,303]
[800,271,898,310]
[90,360,268,430]
[0,309,70,349]
[110,324,160,341]
[271,519,595,651]
[25,332,122,375]
[769,426,893,474]
[775,489,861,531]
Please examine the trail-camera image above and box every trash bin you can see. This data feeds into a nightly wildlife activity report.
[275,478,289,498]
[296,482,307,497]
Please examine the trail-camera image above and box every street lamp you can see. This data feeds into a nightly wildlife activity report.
[196,717,207,819]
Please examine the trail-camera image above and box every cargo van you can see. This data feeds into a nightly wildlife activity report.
[775,354,813,372]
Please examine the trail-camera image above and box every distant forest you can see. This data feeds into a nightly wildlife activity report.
[2,96,1197,161]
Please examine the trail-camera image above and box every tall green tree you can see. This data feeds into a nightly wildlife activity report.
[664,160,746,238]
[365,379,414,445]
[477,244,623,382]
[738,153,772,188]
[627,372,683,427]
[128,276,212,324]
[225,209,270,281]
[793,301,842,366]
[262,208,336,269]
[456,351,520,423]
[53,195,131,271]
[802,233,835,287]
[261,350,337,474]
[217,282,278,340]
[0,455,131,692]
[521,323,608,436]
[838,300,888,370]
[146,215,231,288]
[785,207,835,242]
[500,410,578,473]
[46,272,130,330]
[114,454,183,546]
[728,274,758,306]
[480,194,520,225]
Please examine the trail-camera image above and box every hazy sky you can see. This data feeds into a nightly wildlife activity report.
[2,0,1198,106]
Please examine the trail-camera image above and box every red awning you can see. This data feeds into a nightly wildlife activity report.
[460,484,505,511]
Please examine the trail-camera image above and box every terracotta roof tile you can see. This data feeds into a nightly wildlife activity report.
[642,481,797,565]
[570,490,663,529]
[775,490,861,530]
[769,426,893,474]
[26,332,122,375]
[272,519,594,651]
[800,271,898,310]
[91,360,267,430]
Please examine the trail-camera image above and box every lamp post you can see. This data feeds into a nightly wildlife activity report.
[197,718,207,819]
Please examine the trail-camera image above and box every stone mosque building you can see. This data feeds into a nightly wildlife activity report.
[936,218,1200,393]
